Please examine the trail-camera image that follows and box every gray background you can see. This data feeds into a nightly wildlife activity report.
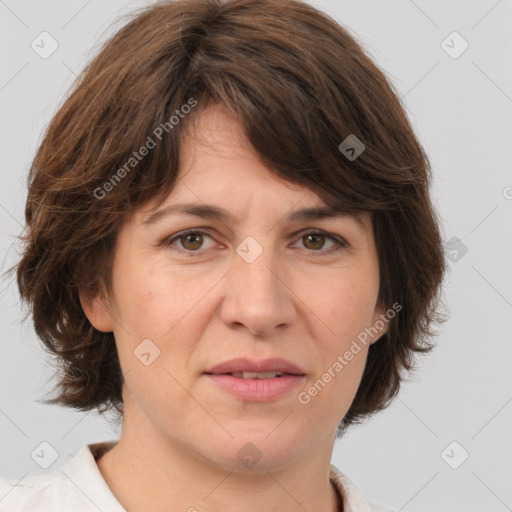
[1,1,511,511]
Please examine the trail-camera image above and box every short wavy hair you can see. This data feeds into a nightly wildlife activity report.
[6,0,446,436]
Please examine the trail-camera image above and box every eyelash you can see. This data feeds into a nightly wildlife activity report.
[162,229,348,257]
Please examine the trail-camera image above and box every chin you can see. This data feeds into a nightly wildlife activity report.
[195,425,306,472]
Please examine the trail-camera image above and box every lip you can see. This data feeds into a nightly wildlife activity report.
[204,374,306,401]
[204,357,306,375]
[203,357,306,402]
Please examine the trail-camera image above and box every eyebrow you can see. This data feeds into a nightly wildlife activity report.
[142,203,366,230]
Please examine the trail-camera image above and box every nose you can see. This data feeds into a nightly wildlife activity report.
[219,242,296,337]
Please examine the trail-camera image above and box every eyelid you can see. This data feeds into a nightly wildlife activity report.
[162,227,348,256]
[291,228,348,251]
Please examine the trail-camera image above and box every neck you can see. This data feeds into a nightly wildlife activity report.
[97,411,341,512]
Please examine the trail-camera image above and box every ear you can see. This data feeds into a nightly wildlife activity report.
[78,283,114,333]
[370,301,389,344]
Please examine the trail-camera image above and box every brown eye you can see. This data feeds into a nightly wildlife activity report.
[295,231,345,253]
[302,233,326,250]
[164,230,216,255]
[179,233,204,251]
[164,229,346,257]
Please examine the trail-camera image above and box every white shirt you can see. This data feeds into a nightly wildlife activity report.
[0,441,394,511]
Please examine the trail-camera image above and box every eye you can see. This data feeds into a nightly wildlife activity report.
[162,229,347,257]
[292,230,347,254]
[164,230,217,255]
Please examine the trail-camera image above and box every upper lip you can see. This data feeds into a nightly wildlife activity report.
[204,357,306,375]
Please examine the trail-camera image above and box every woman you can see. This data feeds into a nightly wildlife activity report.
[1,0,446,510]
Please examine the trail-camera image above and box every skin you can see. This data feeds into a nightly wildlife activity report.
[80,104,388,512]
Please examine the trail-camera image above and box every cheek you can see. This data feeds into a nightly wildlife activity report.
[308,268,379,340]
[300,269,376,405]
[298,344,369,432]
[111,281,201,425]
[111,255,208,335]
[109,260,215,390]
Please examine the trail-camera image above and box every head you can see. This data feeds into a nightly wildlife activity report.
[9,0,446,466]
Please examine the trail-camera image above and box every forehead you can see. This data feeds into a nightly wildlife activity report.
[137,104,370,233]
[180,103,253,153]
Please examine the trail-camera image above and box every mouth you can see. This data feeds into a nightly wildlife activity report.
[203,371,306,402]
[204,371,302,379]
[204,357,306,376]
[203,357,306,401]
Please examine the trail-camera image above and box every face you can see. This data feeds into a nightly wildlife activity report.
[81,105,387,471]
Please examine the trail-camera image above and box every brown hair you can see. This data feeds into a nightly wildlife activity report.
[5,0,446,435]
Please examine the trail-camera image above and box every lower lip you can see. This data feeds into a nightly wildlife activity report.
[204,373,305,401]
